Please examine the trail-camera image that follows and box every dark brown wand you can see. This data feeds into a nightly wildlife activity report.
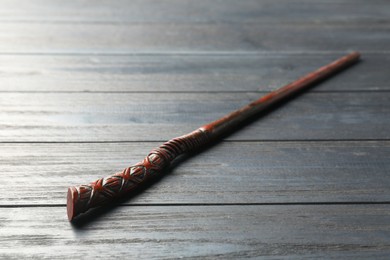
[67,52,360,221]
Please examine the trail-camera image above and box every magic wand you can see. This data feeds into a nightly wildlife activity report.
[67,52,360,221]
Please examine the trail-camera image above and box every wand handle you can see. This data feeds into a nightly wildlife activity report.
[67,52,360,221]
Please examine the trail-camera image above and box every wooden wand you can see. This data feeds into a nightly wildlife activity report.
[67,52,360,221]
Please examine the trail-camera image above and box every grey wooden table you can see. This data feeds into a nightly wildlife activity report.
[1,0,390,259]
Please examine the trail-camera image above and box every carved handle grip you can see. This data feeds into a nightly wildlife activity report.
[67,129,210,221]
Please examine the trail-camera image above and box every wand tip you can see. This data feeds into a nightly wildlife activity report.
[353,51,361,56]
[349,51,361,60]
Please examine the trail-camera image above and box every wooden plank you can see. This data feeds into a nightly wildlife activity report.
[0,53,387,92]
[0,92,389,142]
[1,205,389,258]
[0,0,389,24]
[0,23,389,53]
[1,0,388,258]
[0,141,389,205]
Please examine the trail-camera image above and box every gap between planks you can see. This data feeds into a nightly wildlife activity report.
[2,202,390,208]
[0,90,389,94]
[0,139,389,144]
[0,51,390,56]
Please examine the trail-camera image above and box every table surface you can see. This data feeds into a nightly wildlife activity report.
[1,0,390,259]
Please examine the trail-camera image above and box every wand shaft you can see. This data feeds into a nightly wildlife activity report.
[202,51,360,138]
[67,52,360,221]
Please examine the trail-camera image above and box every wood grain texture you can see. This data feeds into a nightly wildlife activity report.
[0,53,387,92]
[0,141,389,205]
[0,23,388,53]
[0,92,389,142]
[0,0,388,55]
[1,0,389,24]
[1,205,389,259]
[1,0,389,257]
